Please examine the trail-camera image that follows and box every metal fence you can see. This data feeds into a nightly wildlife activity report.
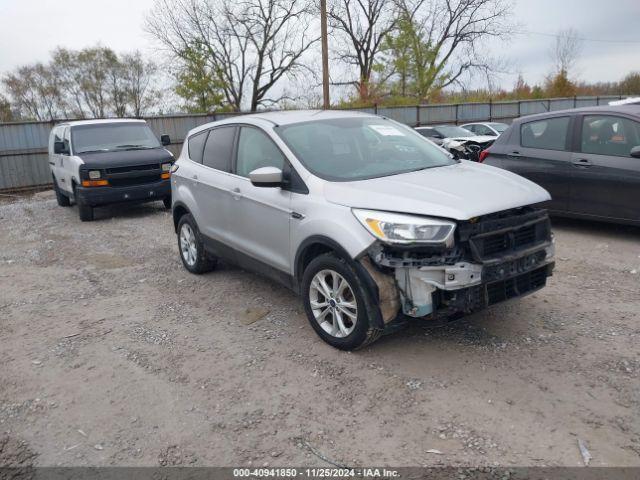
[0,94,629,191]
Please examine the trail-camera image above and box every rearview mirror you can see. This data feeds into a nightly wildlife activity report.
[54,141,68,155]
[631,146,640,158]
[161,134,171,146]
[249,166,283,188]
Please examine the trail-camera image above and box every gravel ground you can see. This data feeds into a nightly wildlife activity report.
[0,191,639,468]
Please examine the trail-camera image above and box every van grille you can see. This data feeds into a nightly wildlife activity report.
[105,164,160,175]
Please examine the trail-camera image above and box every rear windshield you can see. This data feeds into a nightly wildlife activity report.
[275,117,455,181]
[71,123,160,154]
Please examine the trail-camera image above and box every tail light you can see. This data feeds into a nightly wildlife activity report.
[478,149,490,163]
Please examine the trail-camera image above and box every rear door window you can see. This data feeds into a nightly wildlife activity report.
[521,117,571,151]
[580,115,640,157]
[202,126,236,172]
[188,130,208,164]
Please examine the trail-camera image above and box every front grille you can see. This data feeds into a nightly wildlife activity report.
[109,175,161,187]
[106,164,159,175]
[486,266,548,305]
[465,210,551,262]
[476,224,539,258]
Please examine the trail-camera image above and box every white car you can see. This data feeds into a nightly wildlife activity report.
[48,119,174,221]
[461,122,509,137]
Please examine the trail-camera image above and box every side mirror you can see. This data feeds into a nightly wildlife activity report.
[631,146,640,158]
[54,141,67,155]
[161,134,171,146]
[249,166,283,188]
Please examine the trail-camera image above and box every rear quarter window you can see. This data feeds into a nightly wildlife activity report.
[520,117,570,151]
[188,131,208,163]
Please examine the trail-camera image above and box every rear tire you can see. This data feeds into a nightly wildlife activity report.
[177,214,217,274]
[53,177,71,207]
[301,253,383,350]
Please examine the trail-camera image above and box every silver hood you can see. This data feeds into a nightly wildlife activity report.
[323,161,551,221]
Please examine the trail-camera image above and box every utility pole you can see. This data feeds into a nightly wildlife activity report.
[320,0,330,109]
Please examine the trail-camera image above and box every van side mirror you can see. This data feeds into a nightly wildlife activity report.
[249,166,283,188]
[161,134,171,146]
[631,146,640,158]
[54,141,68,155]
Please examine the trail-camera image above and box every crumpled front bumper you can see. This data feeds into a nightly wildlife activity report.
[393,243,555,317]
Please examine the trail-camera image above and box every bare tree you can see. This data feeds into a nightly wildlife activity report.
[146,0,317,111]
[393,0,512,101]
[121,52,160,116]
[550,28,582,76]
[327,0,398,101]
[2,64,65,121]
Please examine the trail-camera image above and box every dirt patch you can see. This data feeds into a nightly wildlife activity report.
[0,195,639,467]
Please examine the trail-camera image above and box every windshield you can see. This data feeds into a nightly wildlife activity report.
[71,123,161,154]
[275,117,455,181]
[435,125,474,138]
[489,122,509,133]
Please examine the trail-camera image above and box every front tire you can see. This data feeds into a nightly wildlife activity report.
[301,253,383,350]
[53,177,71,207]
[162,197,172,210]
[177,214,216,274]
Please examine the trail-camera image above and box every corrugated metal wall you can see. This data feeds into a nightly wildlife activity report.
[0,95,626,191]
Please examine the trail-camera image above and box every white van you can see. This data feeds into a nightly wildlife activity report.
[49,119,174,221]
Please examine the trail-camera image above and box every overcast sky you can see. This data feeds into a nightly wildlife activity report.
[0,0,639,92]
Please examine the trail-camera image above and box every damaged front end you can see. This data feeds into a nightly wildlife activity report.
[362,206,555,322]
[442,138,495,162]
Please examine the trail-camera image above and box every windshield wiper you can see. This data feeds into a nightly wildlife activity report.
[77,149,111,154]
[115,144,154,150]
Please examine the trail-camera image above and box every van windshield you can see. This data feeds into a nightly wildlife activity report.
[72,123,161,154]
[275,117,455,181]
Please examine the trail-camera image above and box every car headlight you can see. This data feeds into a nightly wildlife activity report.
[88,170,101,179]
[352,209,456,246]
[161,163,172,172]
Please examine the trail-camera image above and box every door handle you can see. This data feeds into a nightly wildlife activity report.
[191,174,198,180]
[572,158,592,167]
[507,151,522,158]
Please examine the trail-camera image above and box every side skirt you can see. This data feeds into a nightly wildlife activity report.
[200,234,296,292]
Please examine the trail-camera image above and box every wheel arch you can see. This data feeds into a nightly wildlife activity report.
[294,235,384,329]
[172,201,191,233]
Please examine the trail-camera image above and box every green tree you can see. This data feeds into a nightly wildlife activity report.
[545,69,577,97]
[173,45,227,113]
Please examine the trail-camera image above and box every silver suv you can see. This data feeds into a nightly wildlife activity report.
[170,111,555,350]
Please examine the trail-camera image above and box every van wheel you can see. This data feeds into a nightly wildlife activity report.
[302,253,383,351]
[53,177,71,207]
[177,214,216,274]
[78,202,94,222]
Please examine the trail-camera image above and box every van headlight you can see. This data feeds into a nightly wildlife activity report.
[88,170,101,179]
[161,163,172,172]
[352,209,456,246]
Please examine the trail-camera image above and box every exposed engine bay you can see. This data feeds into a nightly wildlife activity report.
[442,136,495,162]
[363,206,555,322]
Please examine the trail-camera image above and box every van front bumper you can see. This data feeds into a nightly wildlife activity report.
[76,179,171,207]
